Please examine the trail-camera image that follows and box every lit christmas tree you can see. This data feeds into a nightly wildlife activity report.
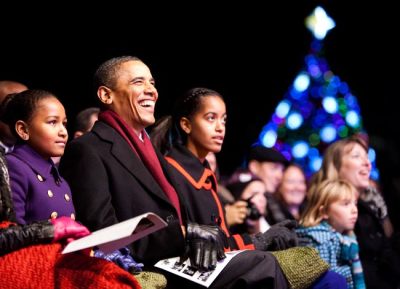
[256,6,379,179]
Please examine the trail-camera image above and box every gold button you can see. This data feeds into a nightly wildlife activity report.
[37,174,44,182]
[71,213,75,220]
[64,194,70,201]
[50,211,58,219]
[47,190,53,197]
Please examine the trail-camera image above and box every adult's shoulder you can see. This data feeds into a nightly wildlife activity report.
[64,122,107,151]
[69,121,120,146]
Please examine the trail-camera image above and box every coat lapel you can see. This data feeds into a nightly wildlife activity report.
[93,122,172,205]
[157,150,190,220]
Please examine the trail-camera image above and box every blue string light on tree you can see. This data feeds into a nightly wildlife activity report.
[257,6,379,179]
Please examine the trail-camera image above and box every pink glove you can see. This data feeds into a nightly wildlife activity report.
[51,216,91,243]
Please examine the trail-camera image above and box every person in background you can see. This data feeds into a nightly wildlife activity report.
[247,146,294,226]
[73,107,100,139]
[268,163,307,225]
[297,179,365,289]
[308,135,400,289]
[247,146,288,194]
[225,169,269,234]
[0,80,28,153]
[52,107,100,166]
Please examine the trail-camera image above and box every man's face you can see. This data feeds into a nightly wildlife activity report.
[249,160,285,193]
[107,60,158,134]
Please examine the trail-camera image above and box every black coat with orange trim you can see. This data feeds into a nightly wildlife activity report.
[166,145,254,251]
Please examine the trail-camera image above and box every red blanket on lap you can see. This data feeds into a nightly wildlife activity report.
[0,228,141,289]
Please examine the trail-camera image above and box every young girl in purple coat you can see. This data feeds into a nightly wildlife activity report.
[1,89,75,225]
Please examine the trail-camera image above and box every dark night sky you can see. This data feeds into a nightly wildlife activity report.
[1,1,399,181]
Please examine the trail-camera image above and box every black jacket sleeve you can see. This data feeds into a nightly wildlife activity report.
[0,221,54,256]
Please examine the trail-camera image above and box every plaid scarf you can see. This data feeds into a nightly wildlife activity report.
[340,232,366,289]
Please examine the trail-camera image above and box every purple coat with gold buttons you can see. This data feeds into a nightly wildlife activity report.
[6,144,75,225]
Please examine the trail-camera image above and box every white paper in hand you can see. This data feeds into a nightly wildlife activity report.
[62,212,167,254]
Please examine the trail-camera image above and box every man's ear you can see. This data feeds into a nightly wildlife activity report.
[97,86,113,105]
[15,120,29,141]
[180,117,191,134]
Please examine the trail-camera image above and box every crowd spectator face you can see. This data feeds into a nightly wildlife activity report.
[249,161,285,193]
[301,179,358,232]
[312,136,371,198]
[338,142,371,194]
[278,165,307,207]
[322,184,358,234]
[73,107,100,139]
[240,180,267,215]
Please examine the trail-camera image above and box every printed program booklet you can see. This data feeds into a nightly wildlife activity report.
[155,250,246,287]
[62,212,167,254]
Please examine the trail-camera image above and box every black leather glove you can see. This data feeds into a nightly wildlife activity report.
[179,222,228,272]
[252,220,298,251]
